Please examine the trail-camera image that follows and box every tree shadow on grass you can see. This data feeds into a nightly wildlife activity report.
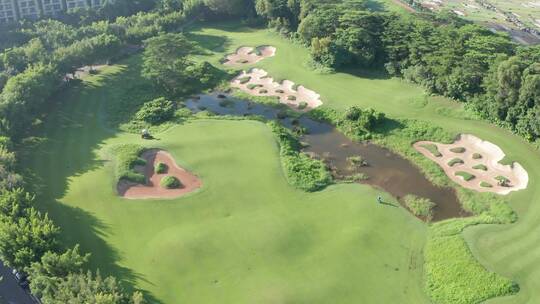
[339,65,393,80]
[20,59,166,304]
[185,32,231,54]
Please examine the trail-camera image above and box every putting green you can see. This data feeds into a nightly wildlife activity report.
[23,22,540,303]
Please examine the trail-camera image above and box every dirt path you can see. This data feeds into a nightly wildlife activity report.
[117,149,202,199]
[414,134,528,195]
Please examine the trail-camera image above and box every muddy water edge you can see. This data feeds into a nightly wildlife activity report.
[184,94,468,222]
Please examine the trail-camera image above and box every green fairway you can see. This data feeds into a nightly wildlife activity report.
[22,22,540,303]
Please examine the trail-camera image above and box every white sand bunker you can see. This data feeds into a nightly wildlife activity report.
[223,46,276,66]
[414,134,529,195]
[231,68,323,111]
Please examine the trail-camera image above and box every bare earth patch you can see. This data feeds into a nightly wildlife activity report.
[117,149,202,199]
[414,134,528,195]
[223,46,276,66]
[231,68,323,111]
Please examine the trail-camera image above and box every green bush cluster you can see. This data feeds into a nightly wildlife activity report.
[135,97,176,125]
[269,121,332,192]
[309,106,385,141]
[155,162,167,174]
[160,176,182,189]
[111,144,146,184]
[473,164,488,171]
[404,195,436,221]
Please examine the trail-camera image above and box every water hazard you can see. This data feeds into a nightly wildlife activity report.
[185,94,468,221]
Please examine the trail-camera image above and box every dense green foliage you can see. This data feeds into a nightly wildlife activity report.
[309,106,385,140]
[111,144,147,184]
[269,121,331,191]
[160,175,182,189]
[135,97,176,125]
[425,217,519,304]
[404,194,435,221]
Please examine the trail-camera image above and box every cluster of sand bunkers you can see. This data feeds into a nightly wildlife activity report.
[117,149,201,199]
[225,46,323,111]
[414,134,529,194]
[223,46,276,66]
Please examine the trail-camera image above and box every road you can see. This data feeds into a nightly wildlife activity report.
[0,261,35,304]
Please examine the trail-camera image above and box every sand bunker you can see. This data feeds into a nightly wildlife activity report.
[414,134,528,195]
[223,46,276,66]
[117,149,201,199]
[231,68,323,111]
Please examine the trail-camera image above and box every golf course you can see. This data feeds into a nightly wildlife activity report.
[14,21,539,303]
[0,1,539,303]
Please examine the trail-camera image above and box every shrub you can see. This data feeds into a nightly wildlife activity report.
[456,171,475,181]
[160,176,181,189]
[298,101,308,110]
[404,195,436,221]
[111,144,146,184]
[480,181,493,188]
[269,121,331,191]
[237,59,249,64]
[135,97,175,125]
[347,155,368,167]
[275,89,285,94]
[287,95,297,101]
[472,153,482,159]
[448,158,464,167]
[155,162,167,174]
[420,143,442,157]
[450,147,466,153]
[345,173,369,182]
[495,176,510,186]
[473,164,488,171]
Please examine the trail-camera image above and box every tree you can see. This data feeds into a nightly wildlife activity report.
[0,208,59,270]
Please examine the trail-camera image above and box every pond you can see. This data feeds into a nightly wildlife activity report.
[185,94,467,221]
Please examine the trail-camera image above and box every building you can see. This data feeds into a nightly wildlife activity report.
[0,0,17,23]
[17,0,39,19]
[65,0,88,10]
[0,0,108,23]
[41,0,63,16]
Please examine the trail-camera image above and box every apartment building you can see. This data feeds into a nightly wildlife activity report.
[0,0,16,23]
[0,0,107,23]
[17,0,39,19]
[42,0,63,15]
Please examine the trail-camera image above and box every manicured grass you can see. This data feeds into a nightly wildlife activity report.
[450,147,466,153]
[473,164,488,171]
[456,171,476,181]
[21,21,540,304]
[448,158,465,167]
[421,143,442,157]
[404,195,435,221]
[23,63,430,304]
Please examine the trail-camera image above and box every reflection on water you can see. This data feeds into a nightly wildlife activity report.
[185,94,468,221]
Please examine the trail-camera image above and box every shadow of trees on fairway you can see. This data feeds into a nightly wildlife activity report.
[21,62,165,304]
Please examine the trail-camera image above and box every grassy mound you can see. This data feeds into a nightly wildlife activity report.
[450,147,466,153]
[160,175,182,189]
[111,144,146,184]
[456,171,475,181]
[480,181,493,188]
[473,164,488,171]
[421,143,442,157]
[472,153,482,159]
[448,158,464,167]
[404,195,435,221]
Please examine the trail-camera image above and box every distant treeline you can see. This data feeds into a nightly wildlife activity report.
[253,0,540,144]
